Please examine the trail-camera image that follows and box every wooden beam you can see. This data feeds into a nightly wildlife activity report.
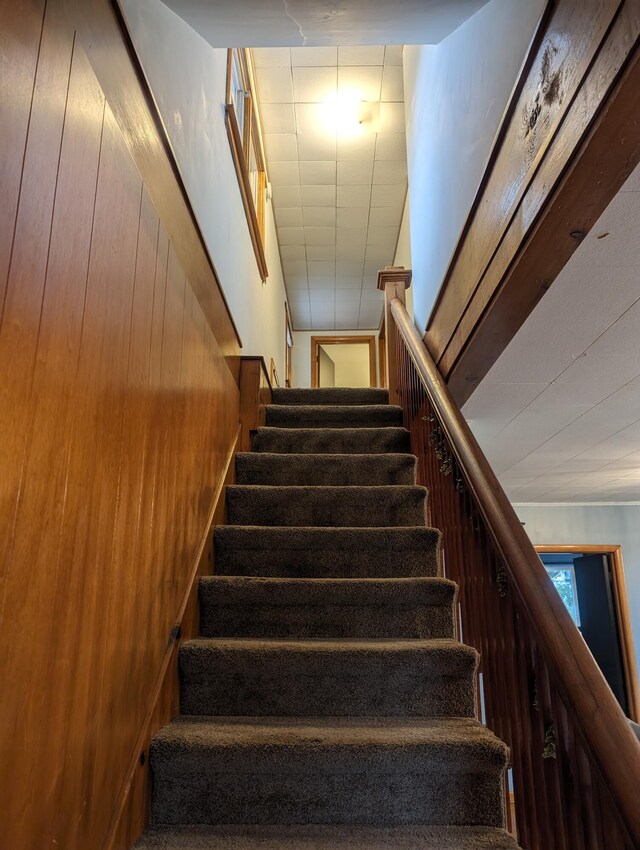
[424,0,640,406]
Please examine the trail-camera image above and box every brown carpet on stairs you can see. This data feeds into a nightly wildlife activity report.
[133,386,519,850]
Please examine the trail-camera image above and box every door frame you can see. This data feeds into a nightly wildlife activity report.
[536,544,640,721]
[311,335,377,388]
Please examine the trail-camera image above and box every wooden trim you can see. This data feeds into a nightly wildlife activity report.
[424,0,640,406]
[311,335,377,389]
[284,301,293,388]
[535,544,640,721]
[239,356,272,453]
[389,293,640,843]
[104,425,241,850]
[224,104,268,281]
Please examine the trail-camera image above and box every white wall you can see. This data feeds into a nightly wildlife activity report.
[403,0,545,331]
[120,0,289,377]
[323,344,371,388]
[515,503,640,678]
[293,330,379,389]
[393,194,414,320]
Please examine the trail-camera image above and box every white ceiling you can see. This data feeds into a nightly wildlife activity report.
[254,45,407,330]
[463,163,640,503]
[160,0,490,47]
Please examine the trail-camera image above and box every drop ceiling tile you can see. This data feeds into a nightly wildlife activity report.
[337,185,371,207]
[337,160,374,186]
[280,244,306,261]
[313,319,337,330]
[336,259,365,275]
[301,185,336,207]
[384,45,403,66]
[303,207,336,226]
[260,103,296,134]
[293,67,337,102]
[337,134,376,162]
[299,161,337,185]
[335,290,362,306]
[272,185,302,207]
[282,258,308,275]
[338,66,383,102]
[370,184,406,207]
[304,226,336,245]
[335,316,360,330]
[289,303,310,325]
[375,133,407,161]
[573,192,640,268]
[367,225,399,248]
[361,275,378,291]
[338,46,385,66]
[621,162,640,191]
[295,103,327,134]
[256,67,294,103]
[306,244,335,260]
[380,102,405,132]
[373,160,408,184]
[308,276,336,290]
[269,161,300,186]
[287,289,310,308]
[361,288,384,304]
[381,65,404,101]
[286,275,309,290]
[368,205,401,227]
[337,206,370,228]
[307,260,335,276]
[264,133,298,163]
[291,46,337,67]
[278,226,305,246]
[275,207,304,227]
[337,227,367,247]
[335,275,363,289]
[252,47,291,68]
[336,246,366,265]
[298,133,337,161]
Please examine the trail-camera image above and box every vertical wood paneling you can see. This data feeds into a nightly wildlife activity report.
[0,3,241,848]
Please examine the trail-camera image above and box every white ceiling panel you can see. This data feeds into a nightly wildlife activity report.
[464,163,640,501]
[256,44,407,330]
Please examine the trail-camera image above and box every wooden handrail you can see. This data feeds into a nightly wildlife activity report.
[390,295,640,844]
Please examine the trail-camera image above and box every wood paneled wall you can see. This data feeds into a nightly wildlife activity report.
[426,0,640,405]
[0,2,241,848]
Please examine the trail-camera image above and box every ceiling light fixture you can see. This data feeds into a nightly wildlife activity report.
[321,88,380,136]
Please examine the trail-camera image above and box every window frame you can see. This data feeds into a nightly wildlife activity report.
[225,48,268,281]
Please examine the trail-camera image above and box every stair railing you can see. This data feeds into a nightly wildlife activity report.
[379,270,640,850]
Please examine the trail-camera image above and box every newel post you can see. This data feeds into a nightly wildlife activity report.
[377,266,412,404]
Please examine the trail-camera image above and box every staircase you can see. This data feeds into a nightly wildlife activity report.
[134,387,519,850]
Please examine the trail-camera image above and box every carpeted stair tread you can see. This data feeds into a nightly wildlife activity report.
[272,387,389,406]
[150,716,508,826]
[235,453,417,486]
[179,638,477,717]
[265,404,403,429]
[252,427,411,454]
[133,824,521,849]
[214,526,441,578]
[198,576,456,639]
[226,485,427,528]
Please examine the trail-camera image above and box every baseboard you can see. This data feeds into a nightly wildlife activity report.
[103,425,241,850]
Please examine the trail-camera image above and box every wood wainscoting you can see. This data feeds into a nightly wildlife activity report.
[0,2,241,849]
[426,0,640,405]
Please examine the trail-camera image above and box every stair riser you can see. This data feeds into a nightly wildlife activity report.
[235,454,417,486]
[151,767,505,827]
[271,388,389,405]
[252,428,411,454]
[179,650,476,717]
[264,405,403,429]
[199,603,455,640]
[214,553,439,579]
[226,487,427,528]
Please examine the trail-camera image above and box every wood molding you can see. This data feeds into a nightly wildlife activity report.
[105,425,240,850]
[535,544,640,722]
[310,335,377,389]
[239,356,272,452]
[425,0,640,406]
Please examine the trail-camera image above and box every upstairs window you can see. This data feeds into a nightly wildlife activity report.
[225,48,268,281]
